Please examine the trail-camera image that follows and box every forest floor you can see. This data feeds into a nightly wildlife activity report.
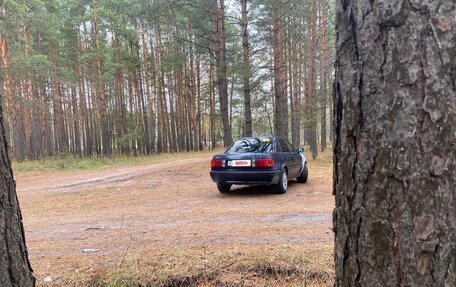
[15,147,334,287]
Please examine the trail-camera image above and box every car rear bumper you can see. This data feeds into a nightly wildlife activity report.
[210,169,281,185]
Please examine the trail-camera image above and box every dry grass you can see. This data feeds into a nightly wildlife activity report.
[51,244,333,287]
[13,149,222,175]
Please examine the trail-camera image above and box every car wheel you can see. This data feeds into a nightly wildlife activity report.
[275,169,288,194]
[217,182,232,193]
[297,164,308,183]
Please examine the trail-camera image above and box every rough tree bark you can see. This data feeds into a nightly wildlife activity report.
[0,106,35,285]
[333,0,456,286]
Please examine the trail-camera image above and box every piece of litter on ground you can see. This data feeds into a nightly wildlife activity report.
[43,276,52,283]
[82,248,99,254]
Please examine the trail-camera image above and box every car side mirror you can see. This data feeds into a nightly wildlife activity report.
[298,147,304,153]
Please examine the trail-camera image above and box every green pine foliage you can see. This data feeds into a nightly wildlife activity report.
[0,0,335,161]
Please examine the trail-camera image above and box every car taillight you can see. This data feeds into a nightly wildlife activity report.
[253,158,274,168]
[211,159,225,168]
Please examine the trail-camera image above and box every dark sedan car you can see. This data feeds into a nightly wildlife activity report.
[210,136,308,194]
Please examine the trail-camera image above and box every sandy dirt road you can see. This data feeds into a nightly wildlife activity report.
[15,152,334,285]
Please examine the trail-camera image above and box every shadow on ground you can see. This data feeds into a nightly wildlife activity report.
[222,181,302,196]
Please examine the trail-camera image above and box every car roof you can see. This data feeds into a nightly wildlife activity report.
[236,135,276,139]
[234,136,277,142]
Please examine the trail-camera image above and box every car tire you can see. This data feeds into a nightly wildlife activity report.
[217,182,232,193]
[297,164,308,183]
[275,169,288,194]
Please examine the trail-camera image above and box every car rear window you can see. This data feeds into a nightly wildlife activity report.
[225,138,274,153]
[278,138,291,153]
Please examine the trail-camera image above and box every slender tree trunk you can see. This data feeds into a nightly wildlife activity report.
[21,82,32,160]
[20,79,32,158]
[82,22,94,157]
[35,84,42,158]
[136,59,151,154]
[307,0,318,159]
[92,0,111,156]
[184,60,193,151]
[329,72,334,143]
[42,83,54,157]
[113,32,125,155]
[209,61,216,149]
[50,51,66,154]
[53,80,66,153]
[154,25,163,153]
[159,57,171,153]
[166,46,178,153]
[212,0,232,147]
[175,55,185,151]
[141,24,156,153]
[188,22,199,151]
[148,29,157,153]
[196,56,203,151]
[88,63,100,156]
[334,0,456,286]
[77,65,89,157]
[64,85,75,154]
[302,21,309,147]
[320,0,328,152]
[71,85,82,157]
[272,6,288,138]
[291,40,301,147]
[241,0,252,137]
[23,28,41,159]
[229,77,234,132]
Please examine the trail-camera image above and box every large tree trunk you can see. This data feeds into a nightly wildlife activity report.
[0,104,35,286]
[333,0,456,286]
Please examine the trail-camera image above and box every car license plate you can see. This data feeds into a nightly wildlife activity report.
[228,160,251,167]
